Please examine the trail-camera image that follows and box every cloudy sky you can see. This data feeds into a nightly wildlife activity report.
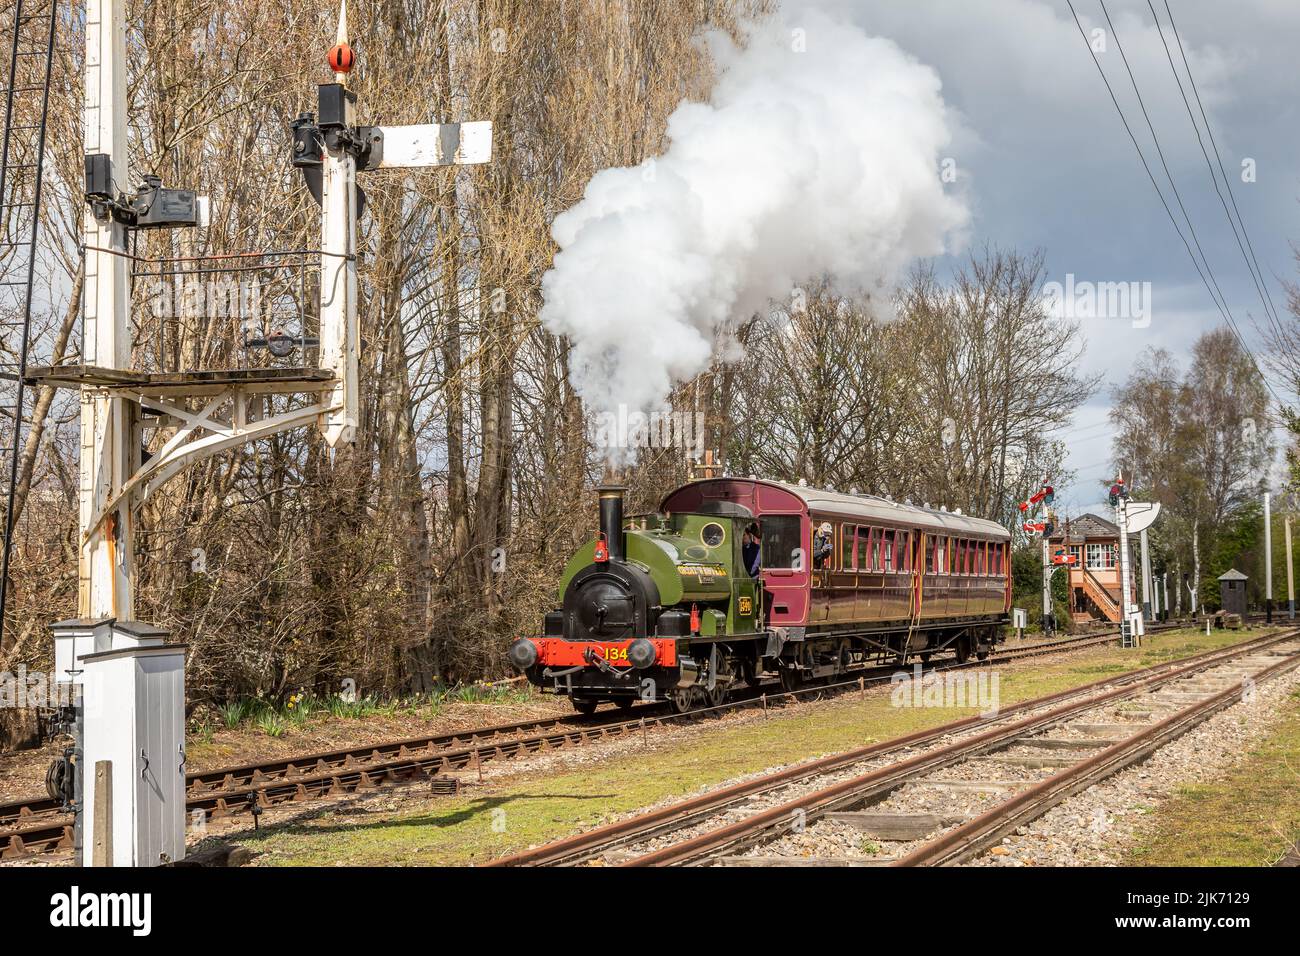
[802,0,1299,513]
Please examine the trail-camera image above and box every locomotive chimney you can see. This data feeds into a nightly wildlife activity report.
[597,485,627,562]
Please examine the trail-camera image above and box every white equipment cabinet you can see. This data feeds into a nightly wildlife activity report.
[52,617,115,683]
[79,624,186,867]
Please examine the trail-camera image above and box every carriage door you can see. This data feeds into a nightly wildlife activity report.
[759,513,809,625]
[911,533,924,618]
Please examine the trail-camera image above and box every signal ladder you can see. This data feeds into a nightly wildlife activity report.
[0,0,57,648]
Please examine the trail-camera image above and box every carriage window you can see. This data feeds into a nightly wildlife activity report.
[977,541,986,575]
[882,530,894,570]
[840,525,857,570]
[957,539,967,574]
[857,528,871,570]
[761,516,803,570]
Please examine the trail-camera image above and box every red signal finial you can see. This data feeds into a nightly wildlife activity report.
[329,0,354,76]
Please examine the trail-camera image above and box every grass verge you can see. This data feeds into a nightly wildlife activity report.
[230,626,1280,866]
[1125,684,1300,866]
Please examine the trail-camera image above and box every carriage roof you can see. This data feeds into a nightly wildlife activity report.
[671,478,1010,540]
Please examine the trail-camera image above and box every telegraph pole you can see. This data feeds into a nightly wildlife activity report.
[1265,492,1273,623]
[1286,514,1295,620]
[1139,528,1152,620]
[1041,535,1053,633]
[1151,562,1161,618]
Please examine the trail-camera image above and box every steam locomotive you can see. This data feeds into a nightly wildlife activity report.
[507,479,1012,713]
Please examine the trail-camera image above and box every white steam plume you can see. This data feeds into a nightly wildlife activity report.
[540,9,968,422]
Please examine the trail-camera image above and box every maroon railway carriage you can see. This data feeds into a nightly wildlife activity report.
[510,478,1012,713]
[663,479,1011,663]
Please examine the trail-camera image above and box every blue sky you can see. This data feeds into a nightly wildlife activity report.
[807,0,1300,513]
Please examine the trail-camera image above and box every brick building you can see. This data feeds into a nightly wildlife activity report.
[1047,513,1139,624]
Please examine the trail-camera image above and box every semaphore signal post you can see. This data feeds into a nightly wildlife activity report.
[26,0,492,866]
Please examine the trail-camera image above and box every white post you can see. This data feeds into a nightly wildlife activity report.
[1115,496,1141,644]
[1041,536,1053,632]
[317,5,359,447]
[80,0,135,619]
[317,140,358,447]
[1264,492,1273,623]
[1139,528,1152,621]
[1286,515,1294,620]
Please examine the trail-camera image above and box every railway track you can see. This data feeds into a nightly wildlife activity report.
[0,621,1220,860]
[490,627,1300,866]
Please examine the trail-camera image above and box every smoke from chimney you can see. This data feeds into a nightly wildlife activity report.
[539,8,968,431]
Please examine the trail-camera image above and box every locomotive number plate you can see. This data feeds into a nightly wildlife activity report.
[738,596,753,615]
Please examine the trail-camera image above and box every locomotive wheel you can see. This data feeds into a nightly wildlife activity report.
[572,697,599,716]
[976,650,989,661]
[670,687,696,713]
[705,682,726,708]
[615,696,637,711]
[779,667,802,694]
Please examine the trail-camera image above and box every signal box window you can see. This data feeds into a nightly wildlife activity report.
[1086,543,1114,570]
[761,516,803,570]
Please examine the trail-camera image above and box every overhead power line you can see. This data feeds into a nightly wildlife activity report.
[1064,0,1285,408]
[1096,0,1238,326]
[1155,0,1286,337]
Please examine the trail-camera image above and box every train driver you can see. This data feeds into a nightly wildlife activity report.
[742,523,761,577]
